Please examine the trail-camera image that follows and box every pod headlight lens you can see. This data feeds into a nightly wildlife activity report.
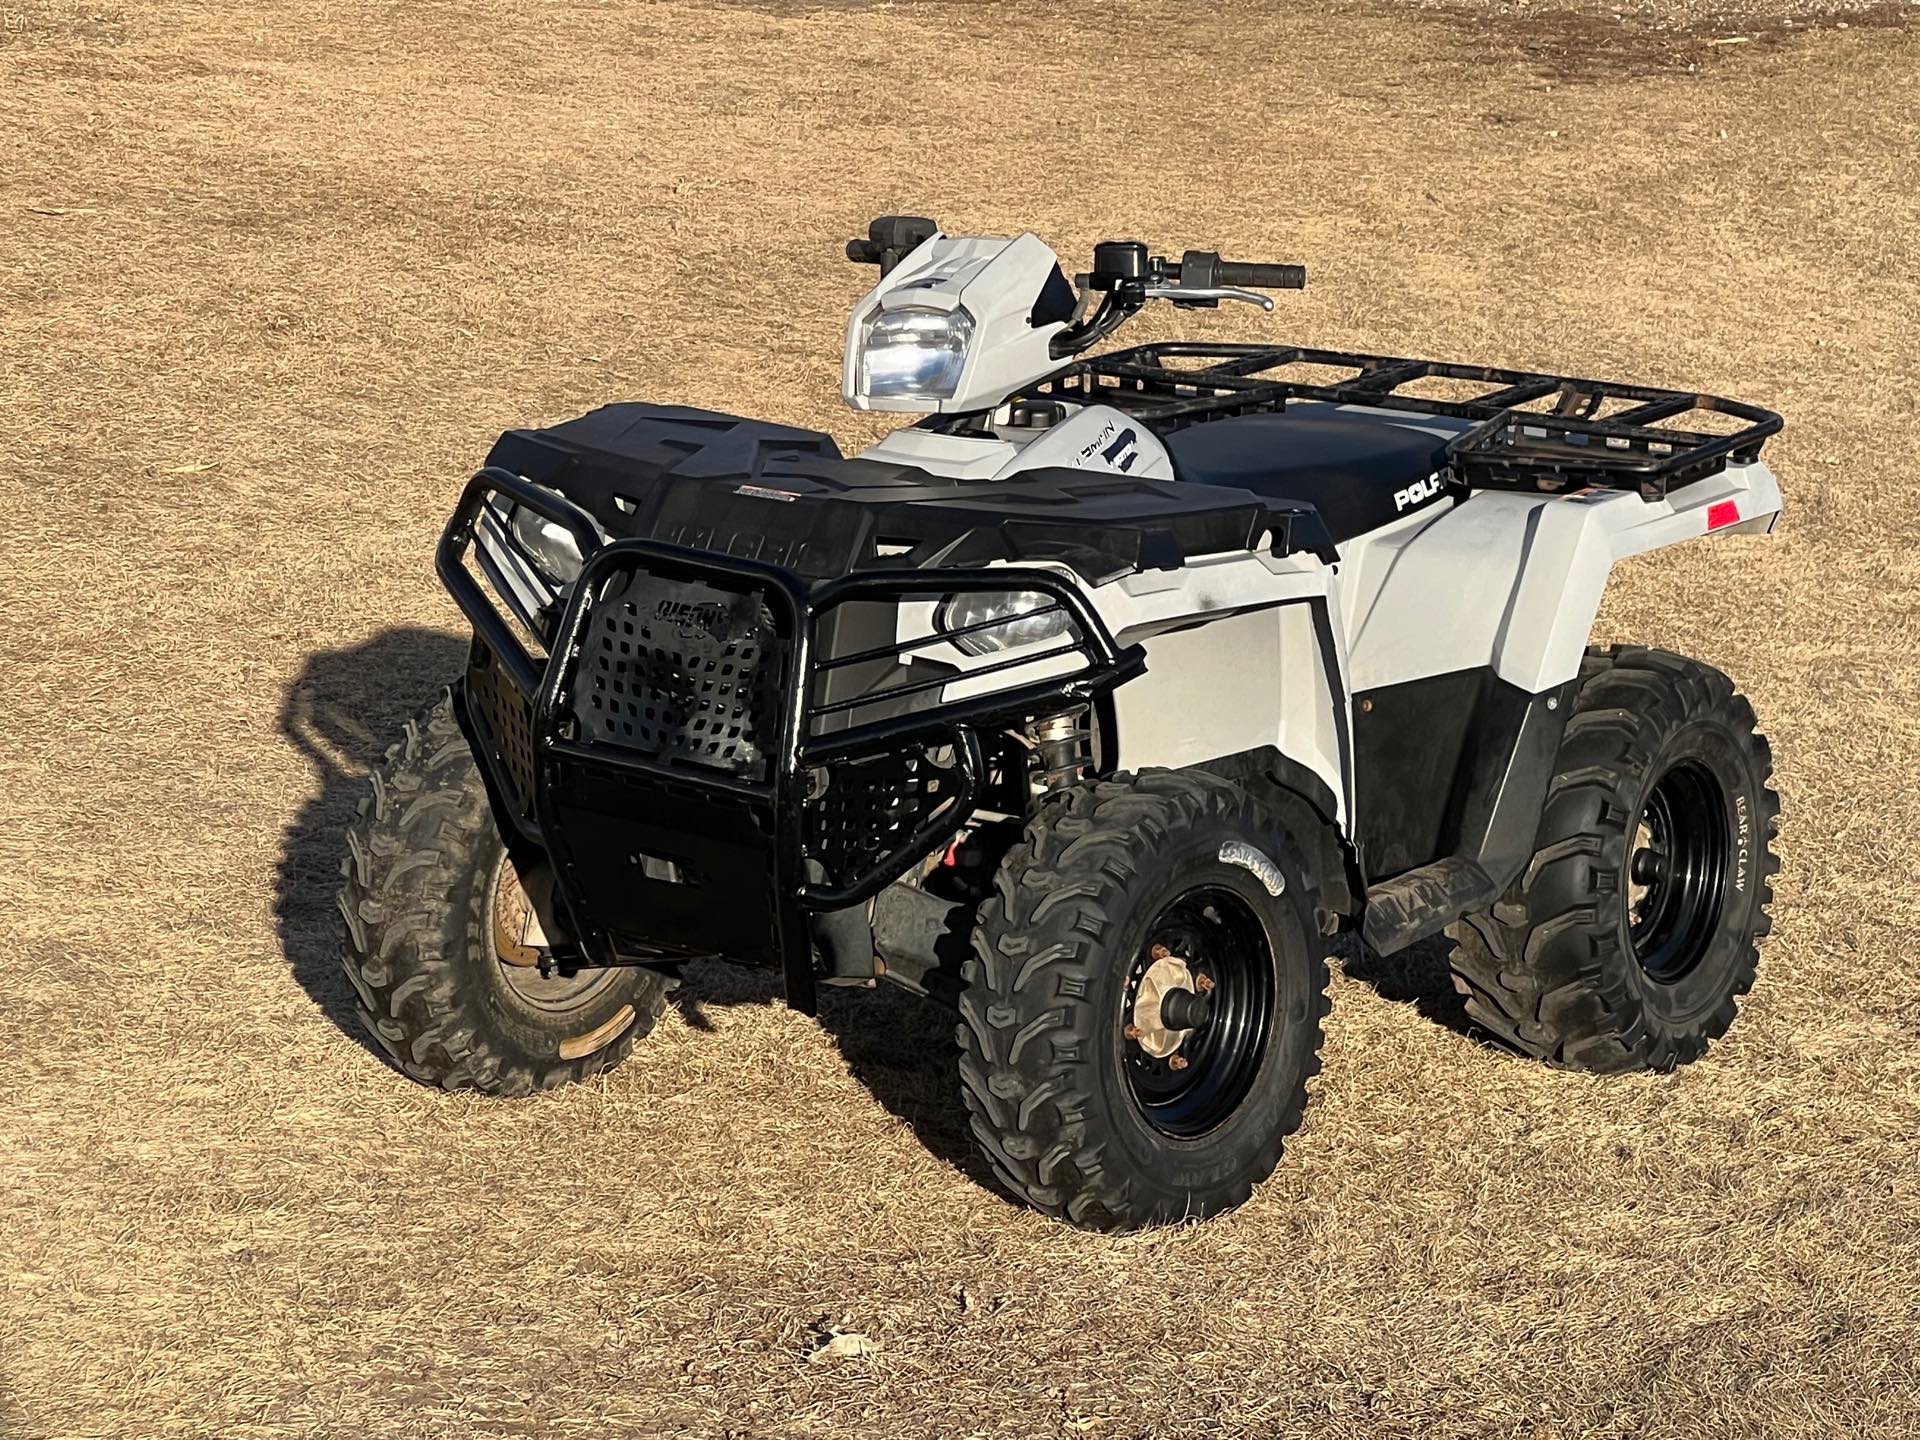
[857,304,974,402]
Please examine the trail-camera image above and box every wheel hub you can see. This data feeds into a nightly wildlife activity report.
[1128,946,1207,1058]
[484,855,618,1011]
[491,861,544,968]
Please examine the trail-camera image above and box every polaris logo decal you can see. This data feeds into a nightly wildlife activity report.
[1393,473,1445,512]
[1218,841,1286,897]
[1077,422,1140,474]
[653,599,729,637]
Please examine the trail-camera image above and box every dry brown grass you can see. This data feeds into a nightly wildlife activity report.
[4,0,1919,1435]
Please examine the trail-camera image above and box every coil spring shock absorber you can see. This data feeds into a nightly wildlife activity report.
[1025,707,1094,796]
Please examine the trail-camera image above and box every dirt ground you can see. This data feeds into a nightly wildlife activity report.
[4,0,1919,1435]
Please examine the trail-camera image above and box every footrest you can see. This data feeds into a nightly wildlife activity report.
[1361,857,1500,956]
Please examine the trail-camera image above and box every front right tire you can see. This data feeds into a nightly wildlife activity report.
[337,692,672,1094]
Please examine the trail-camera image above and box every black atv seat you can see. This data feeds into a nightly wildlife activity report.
[1159,404,1461,544]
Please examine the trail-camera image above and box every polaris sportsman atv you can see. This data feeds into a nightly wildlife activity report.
[340,217,1784,1230]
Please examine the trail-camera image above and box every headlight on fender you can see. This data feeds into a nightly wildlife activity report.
[508,506,586,584]
[857,304,974,402]
[939,590,1073,657]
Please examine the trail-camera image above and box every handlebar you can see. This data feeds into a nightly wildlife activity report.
[1075,243,1305,302]
[1172,249,1306,293]
[1052,240,1308,357]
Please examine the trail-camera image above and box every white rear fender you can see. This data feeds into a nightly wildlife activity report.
[1342,459,1784,695]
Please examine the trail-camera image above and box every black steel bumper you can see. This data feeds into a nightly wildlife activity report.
[436,466,1143,1012]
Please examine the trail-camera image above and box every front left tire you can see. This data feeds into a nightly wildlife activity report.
[957,770,1329,1230]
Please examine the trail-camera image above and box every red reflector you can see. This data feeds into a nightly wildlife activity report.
[1706,501,1740,531]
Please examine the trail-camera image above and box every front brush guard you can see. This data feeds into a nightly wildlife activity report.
[437,466,1142,1011]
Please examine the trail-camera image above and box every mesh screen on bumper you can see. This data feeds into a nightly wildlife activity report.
[803,747,965,891]
[466,637,540,815]
[568,568,790,786]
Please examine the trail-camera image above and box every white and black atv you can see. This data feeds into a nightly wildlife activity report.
[341,216,1784,1230]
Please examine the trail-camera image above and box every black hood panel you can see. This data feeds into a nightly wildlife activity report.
[483,402,1333,583]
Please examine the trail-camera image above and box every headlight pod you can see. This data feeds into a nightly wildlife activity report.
[939,589,1073,657]
[857,304,974,402]
[508,506,586,584]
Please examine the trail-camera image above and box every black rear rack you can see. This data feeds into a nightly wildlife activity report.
[1035,343,1782,498]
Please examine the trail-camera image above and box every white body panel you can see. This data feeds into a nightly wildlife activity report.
[858,402,1175,482]
[887,545,1353,824]
[1108,603,1347,825]
[1338,458,1783,693]
[871,429,1781,839]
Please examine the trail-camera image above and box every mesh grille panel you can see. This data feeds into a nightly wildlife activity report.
[805,748,959,887]
[572,571,788,784]
[466,639,538,813]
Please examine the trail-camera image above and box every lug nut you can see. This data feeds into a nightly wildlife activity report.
[1193,973,1216,993]
[1123,1024,1142,1040]
[1169,1055,1190,1071]
[1150,943,1171,961]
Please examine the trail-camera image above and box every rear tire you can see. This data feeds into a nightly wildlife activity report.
[957,771,1329,1230]
[1445,646,1781,1072]
[337,692,672,1094]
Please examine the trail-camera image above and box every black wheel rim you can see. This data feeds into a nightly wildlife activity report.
[1121,886,1275,1139]
[1627,759,1730,981]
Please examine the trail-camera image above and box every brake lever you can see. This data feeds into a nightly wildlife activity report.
[1141,284,1276,312]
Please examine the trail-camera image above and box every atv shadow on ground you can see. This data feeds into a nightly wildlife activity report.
[674,957,996,1189]
[273,627,995,1190]
[275,625,472,1044]
[1336,933,1477,1038]
[815,980,997,1190]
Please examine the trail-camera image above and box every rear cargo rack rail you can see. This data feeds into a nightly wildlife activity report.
[1036,343,1782,498]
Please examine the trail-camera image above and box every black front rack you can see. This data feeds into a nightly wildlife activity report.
[1037,343,1782,498]
[439,468,1146,1009]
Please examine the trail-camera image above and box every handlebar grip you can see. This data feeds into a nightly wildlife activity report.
[1216,260,1306,289]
